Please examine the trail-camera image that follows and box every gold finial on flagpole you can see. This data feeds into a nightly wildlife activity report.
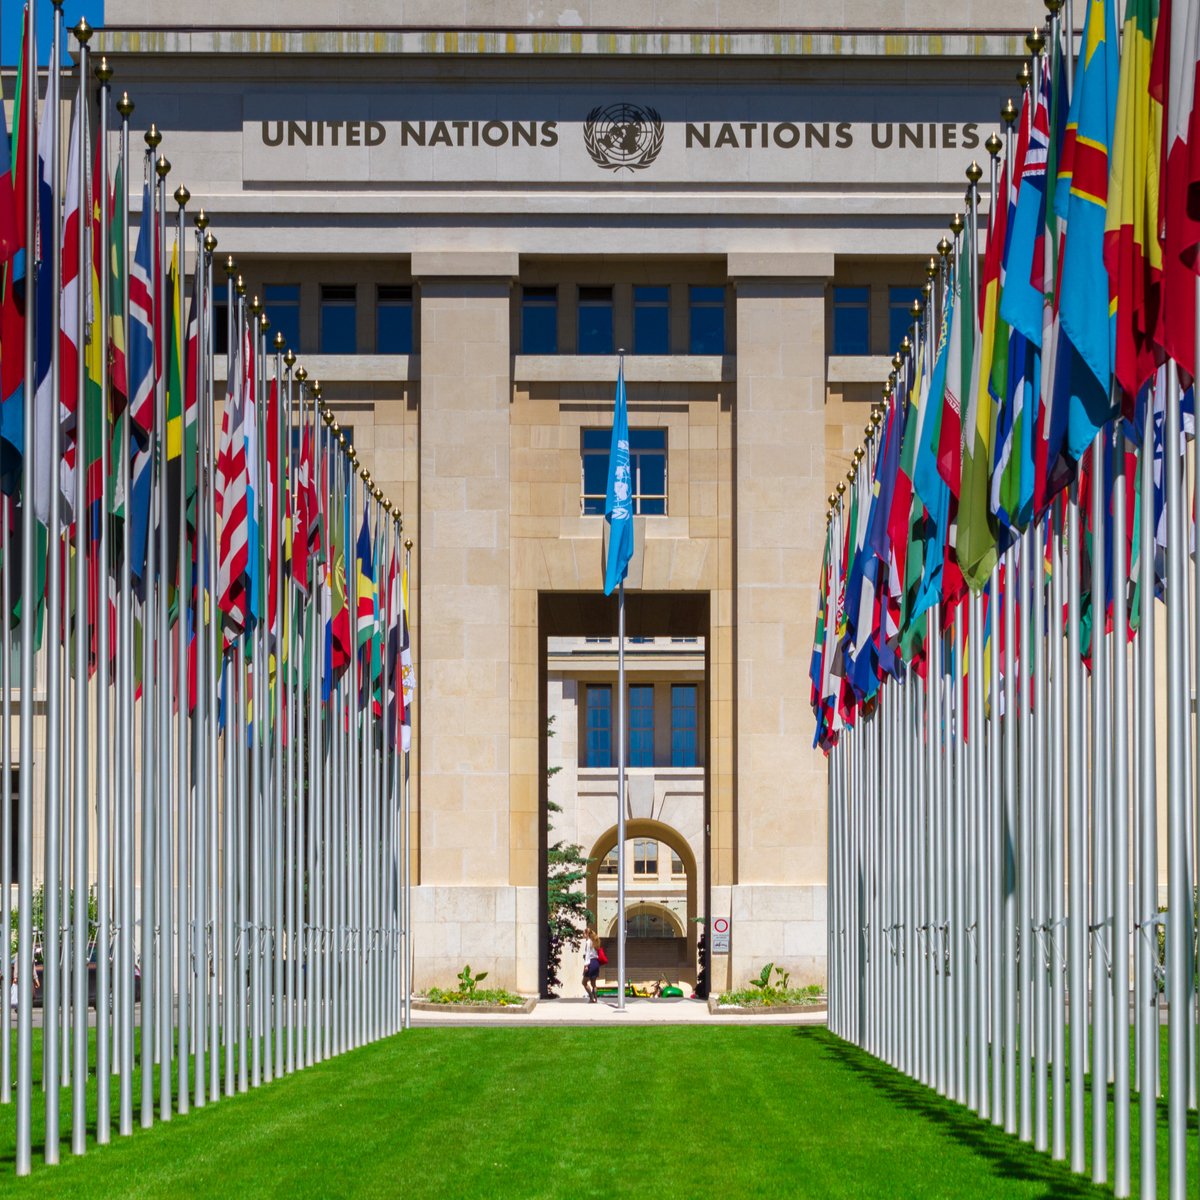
[224,255,237,278]
[117,92,134,118]
[297,367,309,384]
[284,349,296,368]
[174,185,190,208]
[145,124,162,150]
[260,315,271,335]
[910,297,923,318]
[1027,26,1046,55]
[155,154,170,179]
[1001,99,1018,129]
[73,18,93,45]
[195,208,209,231]
[311,381,322,399]
[926,256,938,280]
[966,160,982,185]
[95,56,112,83]
[985,132,1003,159]
[273,332,285,352]
[203,232,217,255]
[950,213,965,236]
[891,353,903,371]
[1017,61,1032,90]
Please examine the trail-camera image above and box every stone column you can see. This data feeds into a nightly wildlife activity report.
[721,251,832,991]
[411,251,524,990]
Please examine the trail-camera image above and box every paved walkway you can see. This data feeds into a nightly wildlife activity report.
[412,996,827,1026]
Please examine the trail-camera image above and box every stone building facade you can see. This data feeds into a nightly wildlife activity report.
[76,1,1046,995]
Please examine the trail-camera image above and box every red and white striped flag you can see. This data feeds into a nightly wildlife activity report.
[215,328,250,630]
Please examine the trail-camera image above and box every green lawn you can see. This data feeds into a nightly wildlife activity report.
[0,1025,1185,1198]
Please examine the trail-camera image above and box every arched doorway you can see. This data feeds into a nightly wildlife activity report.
[586,818,700,986]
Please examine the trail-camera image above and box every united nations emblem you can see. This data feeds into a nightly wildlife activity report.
[583,104,665,172]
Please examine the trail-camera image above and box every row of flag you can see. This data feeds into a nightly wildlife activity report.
[811,0,1200,753]
[822,4,1200,1198]
[0,5,416,1179]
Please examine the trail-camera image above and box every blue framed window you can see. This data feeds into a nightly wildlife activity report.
[628,685,654,767]
[585,685,612,768]
[689,286,725,355]
[888,286,922,352]
[376,285,413,354]
[671,684,698,767]
[581,428,667,516]
[578,286,614,355]
[633,286,669,355]
[521,286,557,354]
[832,286,870,356]
[320,284,357,354]
[264,284,301,354]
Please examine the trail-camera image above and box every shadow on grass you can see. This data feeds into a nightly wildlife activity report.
[796,1028,1112,1199]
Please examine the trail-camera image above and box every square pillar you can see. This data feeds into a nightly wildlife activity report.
[722,251,832,988]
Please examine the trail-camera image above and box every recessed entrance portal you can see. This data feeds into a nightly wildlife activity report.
[539,592,710,998]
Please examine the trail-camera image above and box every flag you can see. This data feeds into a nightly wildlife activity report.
[84,125,107,532]
[385,547,402,745]
[127,186,154,444]
[1154,0,1200,375]
[1105,0,1163,400]
[355,503,376,652]
[215,330,249,628]
[292,420,312,592]
[0,41,25,487]
[32,81,63,524]
[107,159,127,414]
[164,243,185,587]
[959,165,1008,592]
[938,236,973,500]
[400,564,414,754]
[909,281,954,634]
[1056,0,1119,462]
[603,359,634,596]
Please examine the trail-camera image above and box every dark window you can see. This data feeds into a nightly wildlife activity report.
[376,285,413,354]
[689,286,725,355]
[581,428,667,517]
[670,850,685,877]
[888,286,923,352]
[264,284,301,354]
[832,286,870,356]
[600,847,619,876]
[585,685,612,768]
[628,685,654,767]
[633,839,658,876]
[521,286,557,354]
[671,684,698,767]
[633,286,669,355]
[578,286,614,355]
[213,297,229,356]
[320,284,357,354]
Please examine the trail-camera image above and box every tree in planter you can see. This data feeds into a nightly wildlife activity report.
[545,715,593,996]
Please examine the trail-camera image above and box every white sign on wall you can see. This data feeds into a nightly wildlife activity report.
[712,916,730,954]
[242,82,995,188]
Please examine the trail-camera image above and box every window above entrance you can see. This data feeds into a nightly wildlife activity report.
[580,428,667,517]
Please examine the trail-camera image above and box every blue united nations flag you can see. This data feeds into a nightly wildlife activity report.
[603,360,634,595]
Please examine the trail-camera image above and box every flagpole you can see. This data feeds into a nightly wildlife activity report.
[70,24,93,1155]
[154,148,173,1126]
[1049,496,1066,1164]
[1089,430,1108,1186]
[173,181,191,1119]
[1165,363,1187,1197]
[1134,362,1157,1199]
[273,331,285,1078]
[95,50,114,1146]
[615,343,629,1015]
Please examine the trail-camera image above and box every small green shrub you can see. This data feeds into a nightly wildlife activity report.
[456,964,488,996]
[425,986,526,1007]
